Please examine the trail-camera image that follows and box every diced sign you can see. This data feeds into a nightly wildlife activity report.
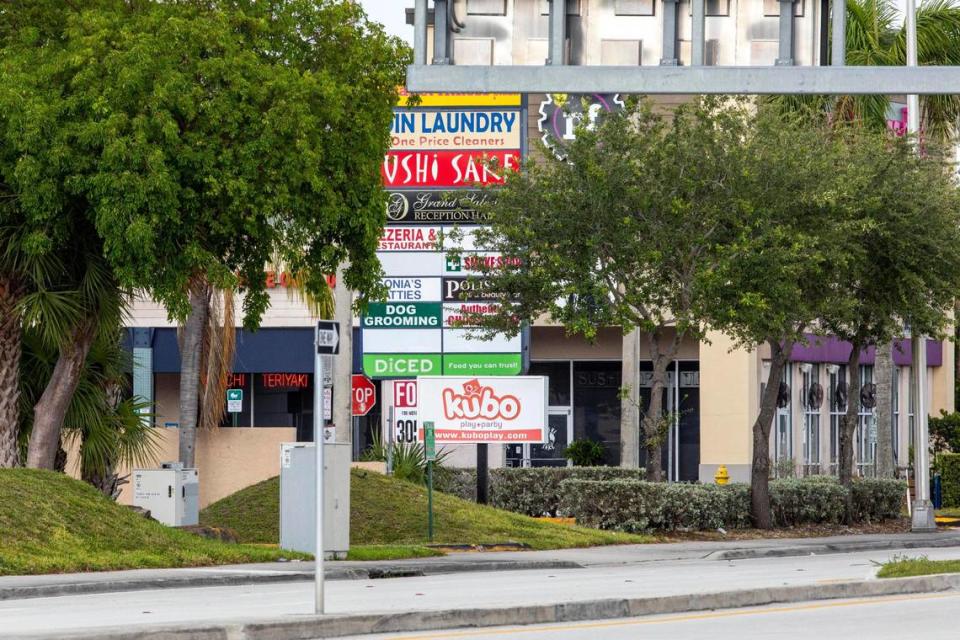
[417,376,548,444]
[352,375,376,417]
[393,380,419,443]
[227,389,243,413]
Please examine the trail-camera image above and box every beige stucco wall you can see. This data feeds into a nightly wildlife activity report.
[530,326,700,361]
[699,331,757,482]
[931,340,955,416]
[66,426,296,509]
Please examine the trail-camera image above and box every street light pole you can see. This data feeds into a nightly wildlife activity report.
[905,0,936,533]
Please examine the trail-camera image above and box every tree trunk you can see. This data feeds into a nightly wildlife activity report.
[178,280,210,468]
[26,321,96,469]
[643,358,670,482]
[620,328,642,469]
[874,340,896,478]
[751,339,789,529]
[839,344,863,487]
[0,276,23,468]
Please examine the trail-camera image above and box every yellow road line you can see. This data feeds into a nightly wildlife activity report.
[385,592,960,640]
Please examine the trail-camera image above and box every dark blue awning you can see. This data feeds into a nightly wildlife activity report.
[129,327,362,374]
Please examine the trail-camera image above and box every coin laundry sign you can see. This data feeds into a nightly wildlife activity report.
[391,110,522,150]
[417,376,548,444]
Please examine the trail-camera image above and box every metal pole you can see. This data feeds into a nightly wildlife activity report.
[386,406,395,475]
[413,0,428,66]
[477,443,489,504]
[313,328,325,614]
[548,0,566,65]
[904,0,934,532]
[427,460,435,541]
[831,0,845,65]
[691,0,706,66]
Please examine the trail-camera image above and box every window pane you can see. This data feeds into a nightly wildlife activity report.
[529,361,572,407]
[573,362,621,465]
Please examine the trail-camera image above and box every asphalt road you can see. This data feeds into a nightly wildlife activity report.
[345,592,960,640]
[2,546,959,637]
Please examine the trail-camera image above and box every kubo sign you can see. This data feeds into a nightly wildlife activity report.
[417,376,548,444]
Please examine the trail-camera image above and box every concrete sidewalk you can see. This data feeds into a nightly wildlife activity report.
[2,529,959,601]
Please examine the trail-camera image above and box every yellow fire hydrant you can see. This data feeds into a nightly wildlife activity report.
[714,465,730,485]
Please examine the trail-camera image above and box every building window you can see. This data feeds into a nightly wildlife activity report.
[528,361,572,407]
[572,361,621,466]
[615,0,655,16]
[773,366,793,474]
[856,365,876,476]
[893,366,901,465]
[467,0,507,15]
[828,364,847,473]
[801,364,821,475]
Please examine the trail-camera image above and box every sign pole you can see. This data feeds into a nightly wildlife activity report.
[425,421,436,541]
[313,325,325,615]
[476,443,489,504]
[387,406,395,475]
[311,319,338,616]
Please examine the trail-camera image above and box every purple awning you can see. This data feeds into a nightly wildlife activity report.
[788,334,942,367]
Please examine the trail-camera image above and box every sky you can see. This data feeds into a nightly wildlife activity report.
[359,0,415,44]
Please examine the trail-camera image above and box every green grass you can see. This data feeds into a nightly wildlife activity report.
[877,556,960,578]
[936,507,960,518]
[0,469,308,576]
[346,545,444,561]
[201,469,652,554]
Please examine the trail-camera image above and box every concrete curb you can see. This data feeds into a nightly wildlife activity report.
[0,560,582,602]
[17,574,960,640]
[710,536,960,560]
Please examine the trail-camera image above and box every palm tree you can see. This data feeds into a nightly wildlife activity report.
[19,326,160,496]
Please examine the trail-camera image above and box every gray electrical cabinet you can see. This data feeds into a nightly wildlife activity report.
[132,463,199,527]
[279,443,350,559]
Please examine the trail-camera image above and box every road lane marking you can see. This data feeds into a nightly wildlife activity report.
[375,592,960,639]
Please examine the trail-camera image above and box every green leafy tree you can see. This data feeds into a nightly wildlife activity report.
[19,327,160,497]
[467,97,751,480]
[771,0,960,480]
[702,109,854,528]
[30,0,407,466]
[0,0,129,469]
[820,127,960,489]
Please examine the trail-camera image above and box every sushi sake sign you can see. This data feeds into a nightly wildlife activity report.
[417,376,548,444]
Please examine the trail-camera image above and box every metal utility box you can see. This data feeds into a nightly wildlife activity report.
[279,443,350,559]
[132,463,199,527]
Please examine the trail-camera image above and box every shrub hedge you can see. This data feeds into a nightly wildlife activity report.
[433,467,648,516]
[938,453,960,508]
[560,477,906,533]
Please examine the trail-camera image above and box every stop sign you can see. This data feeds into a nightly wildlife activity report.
[351,374,376,416]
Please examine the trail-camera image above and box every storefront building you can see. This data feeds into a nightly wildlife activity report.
[105,4,955,507]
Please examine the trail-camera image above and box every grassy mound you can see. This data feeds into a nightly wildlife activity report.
[201,468,651,552]
[0,469,307,576]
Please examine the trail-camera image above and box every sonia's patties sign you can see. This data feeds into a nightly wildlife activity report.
[417,377,548,444]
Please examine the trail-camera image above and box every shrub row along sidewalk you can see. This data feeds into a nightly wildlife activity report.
[561,477,905,532]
